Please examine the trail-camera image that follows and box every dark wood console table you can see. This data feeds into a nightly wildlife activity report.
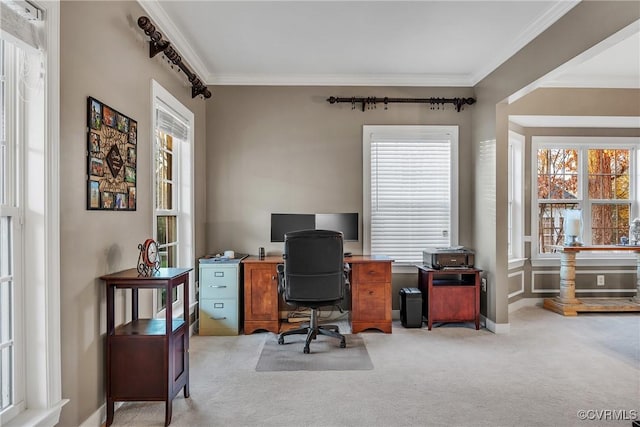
[417,266,481,330]
[100,267,192,426]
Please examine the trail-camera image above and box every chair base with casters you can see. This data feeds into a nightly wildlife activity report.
[278,306,346,354]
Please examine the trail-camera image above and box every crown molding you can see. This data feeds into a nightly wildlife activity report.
[136,0,210,83]
[541,75,640,89]
[470,0,580,85]
[206,73,474,87]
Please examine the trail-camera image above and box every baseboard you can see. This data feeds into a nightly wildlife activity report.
[391,309,400,320]
[481,315,510,334]
[509,297,543,313]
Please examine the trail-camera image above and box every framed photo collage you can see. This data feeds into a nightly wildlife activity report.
[87,97,137,210]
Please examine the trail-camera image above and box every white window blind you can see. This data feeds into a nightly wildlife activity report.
[156,106,188,142]
[364,126,458,264]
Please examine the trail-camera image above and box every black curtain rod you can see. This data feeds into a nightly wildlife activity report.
[327,96,476,112]
[137,16,212,99]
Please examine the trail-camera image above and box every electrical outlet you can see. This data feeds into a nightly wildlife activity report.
[481,277,487,292]
[597,275,605,286]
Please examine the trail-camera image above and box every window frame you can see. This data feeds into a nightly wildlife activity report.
[531,136,639,266]
[362,125,459,271]
[508,131,526,269]
[151,80,195,318]
[0,37,24,420]
[0,2,67,425]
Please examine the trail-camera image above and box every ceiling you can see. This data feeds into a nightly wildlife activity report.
[140,0,585,87]
[139,1,639,128]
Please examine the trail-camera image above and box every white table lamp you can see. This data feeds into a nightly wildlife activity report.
[564,209,582,246]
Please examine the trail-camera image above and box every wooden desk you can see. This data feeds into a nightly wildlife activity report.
[416,266,481,330]
[242,255,393,334]
[543,245,640,316]
[100,268,192,427]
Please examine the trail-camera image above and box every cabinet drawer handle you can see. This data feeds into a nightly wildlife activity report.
[210,316,227,320]
[208,285,227,288]
[368,291,374,295]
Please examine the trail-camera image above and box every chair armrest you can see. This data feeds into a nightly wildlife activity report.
[343,263,351,290]
[276,263,285,295]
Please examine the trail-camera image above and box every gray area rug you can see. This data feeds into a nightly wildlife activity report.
[256,333,373,371]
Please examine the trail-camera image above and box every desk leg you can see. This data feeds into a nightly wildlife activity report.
[557,251,580,304]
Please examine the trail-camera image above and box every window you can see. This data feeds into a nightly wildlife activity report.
[1,1,66,424]
[533,136,638,258]
[508,131,524,265]
[0,37,21,416]
[152,81,194,315]
[363,126,459,265]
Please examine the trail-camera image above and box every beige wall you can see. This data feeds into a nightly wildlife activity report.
[59,2,207,425]
[205,85,475,306]
[472,1,640,326]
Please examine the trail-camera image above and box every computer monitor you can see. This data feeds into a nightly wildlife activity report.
[270,213,359,242]
[316,213,359,241]
[270,214,315,242]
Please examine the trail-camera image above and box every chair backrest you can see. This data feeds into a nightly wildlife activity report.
[282,229,345,304]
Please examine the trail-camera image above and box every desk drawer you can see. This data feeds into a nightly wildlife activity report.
[200,269,238,299]
[353,262,390,283]
[199,299,239,335]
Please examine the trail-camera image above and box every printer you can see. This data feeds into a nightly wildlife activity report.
[423,247,475,269]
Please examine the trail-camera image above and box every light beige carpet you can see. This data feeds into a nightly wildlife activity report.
[108,306,640,427]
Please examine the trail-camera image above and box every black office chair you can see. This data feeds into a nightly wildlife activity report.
[277,229,348,354]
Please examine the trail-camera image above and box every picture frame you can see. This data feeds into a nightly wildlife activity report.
[125,166,136,184]
[88,98,102,130]
[86,96,136,211]
[129,120,137,145]
[89,157,104,177]
[89,132,101,153]
[88,180,100,209]
[102,105,116,128]
[116,112,129,133]
[101,191,114,209]
[128,187,136,209]
[115,193,128,210]
[127,147,136,165]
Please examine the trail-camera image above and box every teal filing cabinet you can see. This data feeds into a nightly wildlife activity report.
[199,259,241,335]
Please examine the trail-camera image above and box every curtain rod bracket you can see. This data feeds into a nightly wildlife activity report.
[137,16,211,100]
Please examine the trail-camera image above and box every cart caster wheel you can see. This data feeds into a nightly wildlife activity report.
[278,337,284,345]
[340,339,346,348]
[303,346,310,354]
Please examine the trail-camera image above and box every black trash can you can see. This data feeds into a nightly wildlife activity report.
[399,288,423,328]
